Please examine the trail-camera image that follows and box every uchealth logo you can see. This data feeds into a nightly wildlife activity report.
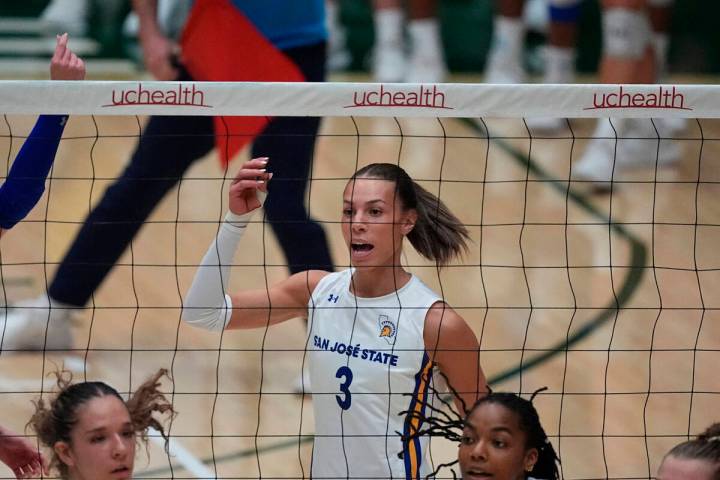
[346,84,452,110]
[103,83,211,108]
[585,85,692,111]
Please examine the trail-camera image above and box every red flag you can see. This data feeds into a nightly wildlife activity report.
[180,0,305,166]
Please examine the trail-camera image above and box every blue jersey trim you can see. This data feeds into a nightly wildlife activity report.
[403,352,432,479]
[549,3,581,23]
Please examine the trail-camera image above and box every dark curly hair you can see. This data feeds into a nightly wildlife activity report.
[399,372,560,480]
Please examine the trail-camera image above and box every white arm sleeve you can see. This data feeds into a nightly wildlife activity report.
[182,211,253,331]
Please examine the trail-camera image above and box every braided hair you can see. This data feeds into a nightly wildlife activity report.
[399,372,560,479]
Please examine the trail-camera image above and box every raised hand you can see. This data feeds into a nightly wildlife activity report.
[0,428,48,479]
[50,33,85,81]
[228,157,272,216]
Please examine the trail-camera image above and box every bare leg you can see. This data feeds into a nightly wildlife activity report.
[599,0,655,84]
[574,0,680,188]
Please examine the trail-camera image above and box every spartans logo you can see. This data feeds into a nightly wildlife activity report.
[378,315,397,344]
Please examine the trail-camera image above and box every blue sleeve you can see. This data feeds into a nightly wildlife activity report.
[0,114,67,229]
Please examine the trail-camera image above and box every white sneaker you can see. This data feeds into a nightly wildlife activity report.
[372,45,406,83]
[572,134,617,191]
[573,118,682,191]
[0,295,74,352]
[617,118,681,168]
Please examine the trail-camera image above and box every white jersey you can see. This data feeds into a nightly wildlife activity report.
[307,269,442,479]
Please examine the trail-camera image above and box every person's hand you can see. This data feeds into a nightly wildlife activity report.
[228,157,272,216]
[139,28,180,80]
[0,430,48,479]
[50,33,85,81]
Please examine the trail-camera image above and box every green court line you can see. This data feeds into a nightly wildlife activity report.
[464,119,647,384]
[141,119,647,477]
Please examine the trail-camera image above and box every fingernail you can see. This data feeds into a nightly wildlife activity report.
[257,180,265,184]
[268,172,274,180]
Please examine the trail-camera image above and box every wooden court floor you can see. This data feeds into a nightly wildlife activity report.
[0,110,718,479]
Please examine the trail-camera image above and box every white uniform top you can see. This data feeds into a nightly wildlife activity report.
[307,269,442,479]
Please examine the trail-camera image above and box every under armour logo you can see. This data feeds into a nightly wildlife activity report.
[328,294,339,303]
[60,115,68,126]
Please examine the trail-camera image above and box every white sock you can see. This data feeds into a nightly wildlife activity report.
[492,15,524,58]
[652,32,669,81]
[408,18,444,60]
[374,8,404,47]
[543,46,575,84]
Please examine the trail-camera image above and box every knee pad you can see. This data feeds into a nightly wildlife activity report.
[602,7,651,59]
[549,0,582,23]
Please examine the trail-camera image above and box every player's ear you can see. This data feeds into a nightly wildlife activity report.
[55,441,76,468]
[402,209,417,235]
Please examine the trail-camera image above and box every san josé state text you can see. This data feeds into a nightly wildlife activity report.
[313,335,399,366]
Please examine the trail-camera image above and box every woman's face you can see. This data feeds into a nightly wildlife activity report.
[55,395,135,480]
[657,455,717,480]
[341,177,416,268]
[458,402,538,480]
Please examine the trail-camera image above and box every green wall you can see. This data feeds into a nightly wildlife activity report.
[1,0,717,72]
[339,0,719,74]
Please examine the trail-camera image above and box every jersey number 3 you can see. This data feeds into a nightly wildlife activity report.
[335,366,353,410]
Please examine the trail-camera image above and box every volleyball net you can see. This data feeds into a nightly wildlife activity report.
[0,81,719,479]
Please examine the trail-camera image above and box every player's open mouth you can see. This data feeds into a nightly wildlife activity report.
[352,243,373,252]
[351,243,374,259]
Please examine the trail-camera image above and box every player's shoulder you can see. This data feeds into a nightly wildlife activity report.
[424,302,467,336]
[309,269,354,292]
[285,269,333,296]
[425,301,461,323]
